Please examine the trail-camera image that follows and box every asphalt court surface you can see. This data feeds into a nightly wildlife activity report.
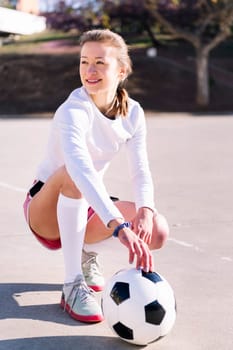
[0,114,233,350]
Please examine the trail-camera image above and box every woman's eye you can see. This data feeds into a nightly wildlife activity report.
[96,61,104,65]
[80,60,88,64]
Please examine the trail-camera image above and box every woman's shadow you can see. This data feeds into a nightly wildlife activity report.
[0,282,146,350]
[0,335,141,350]
[0,282,81,326]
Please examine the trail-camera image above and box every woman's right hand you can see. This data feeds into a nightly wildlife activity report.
[117,227,154,273]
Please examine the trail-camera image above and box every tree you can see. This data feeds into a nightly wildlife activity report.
[102,0,160,43]
[45,0,103,32]
[103,0,233,106]
[144,0,233,107]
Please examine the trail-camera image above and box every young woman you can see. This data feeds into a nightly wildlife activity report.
[23,29,169,323]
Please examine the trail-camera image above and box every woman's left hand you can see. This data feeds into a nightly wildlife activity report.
[131,207,154,245]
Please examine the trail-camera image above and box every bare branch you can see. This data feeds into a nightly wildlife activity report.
[152,10,200,48]
[196,0,210,10]
[195,11,218,34]
[204,7,233,52]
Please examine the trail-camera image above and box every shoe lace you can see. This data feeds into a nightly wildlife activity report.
[64,279,94,311]
[84,256,101,276]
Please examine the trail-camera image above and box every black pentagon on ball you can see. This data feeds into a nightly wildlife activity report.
[145,300,166,325]
[110,282,130,305]
[142,270,163,284]
[113,322,134,340]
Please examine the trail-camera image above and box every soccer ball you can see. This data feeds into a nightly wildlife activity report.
[101,268,176,346]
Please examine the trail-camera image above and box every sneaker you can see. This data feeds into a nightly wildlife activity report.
[82,250,105,292]
[60,274,104,323]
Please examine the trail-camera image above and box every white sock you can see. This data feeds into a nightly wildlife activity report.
[57,193,88,284]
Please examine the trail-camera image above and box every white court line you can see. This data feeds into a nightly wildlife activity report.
[169,237,232,263]
[168,237,204,253]
[0,181,26,193]
[1,180,232,263]
[221,256,233,262]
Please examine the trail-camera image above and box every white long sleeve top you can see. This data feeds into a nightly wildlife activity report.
[36,87,155,226]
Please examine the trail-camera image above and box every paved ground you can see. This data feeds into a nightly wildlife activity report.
[0,113,233,350]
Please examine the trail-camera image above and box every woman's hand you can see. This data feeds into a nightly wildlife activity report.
[117,226,154,272]
[131,207,154,245]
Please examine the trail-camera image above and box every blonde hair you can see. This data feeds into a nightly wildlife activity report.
[79,29,132,117]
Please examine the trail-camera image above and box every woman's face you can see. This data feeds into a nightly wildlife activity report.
[79,41,126,103]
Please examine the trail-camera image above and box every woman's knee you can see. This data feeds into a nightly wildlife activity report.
[150,213,169,250]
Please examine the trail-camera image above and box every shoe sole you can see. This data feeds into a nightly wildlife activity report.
[60,297,104,323]
[88,284,104,292]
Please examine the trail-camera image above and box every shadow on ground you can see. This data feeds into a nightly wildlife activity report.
[0,283,148,349]
[0,335,142,350]
[0,283,75,325]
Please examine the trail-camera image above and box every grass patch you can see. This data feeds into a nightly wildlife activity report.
[17,30,79,44]
[0,30,178,55]
[0,30,79,55]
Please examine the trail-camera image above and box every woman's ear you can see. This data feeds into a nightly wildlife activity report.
[119,67,127,80]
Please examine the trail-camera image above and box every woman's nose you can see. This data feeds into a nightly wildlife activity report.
[87,64,97,74]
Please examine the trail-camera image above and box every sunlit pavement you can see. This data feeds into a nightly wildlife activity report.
[0,113,233,350]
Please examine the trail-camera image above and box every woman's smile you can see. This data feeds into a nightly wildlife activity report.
[86,78,102,85]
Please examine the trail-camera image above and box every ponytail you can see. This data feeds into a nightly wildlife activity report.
[116,85,129,117]
[106,84,129,118]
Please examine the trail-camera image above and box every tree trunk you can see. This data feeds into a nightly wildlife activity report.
[196,48,209,107]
